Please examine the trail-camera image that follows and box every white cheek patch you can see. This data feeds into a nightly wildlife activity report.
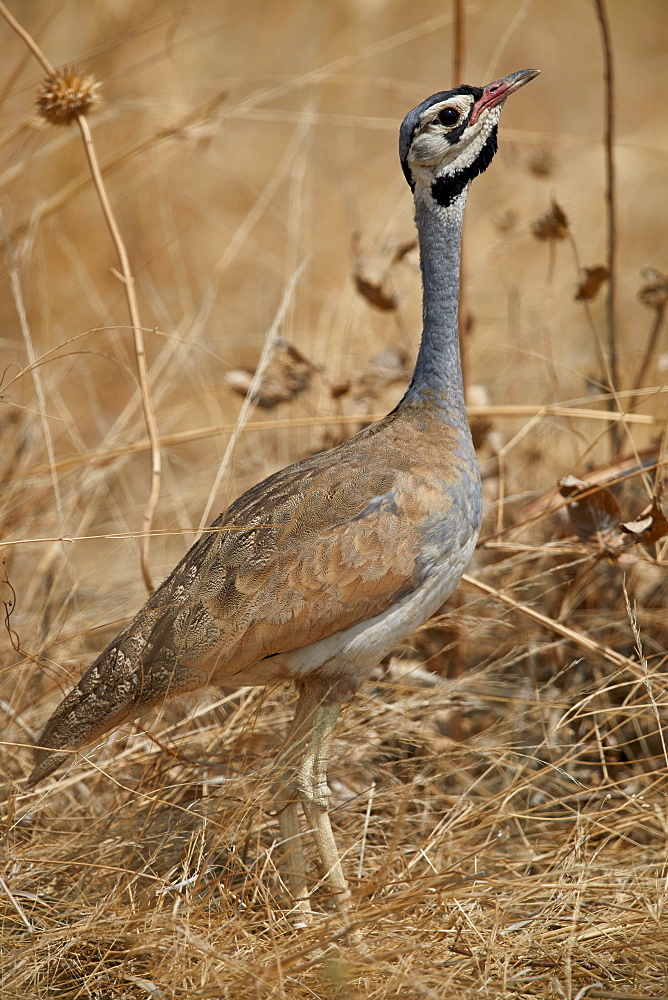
[410,130,452,165]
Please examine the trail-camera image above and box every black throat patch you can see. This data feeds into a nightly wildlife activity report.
[430,124,498,208]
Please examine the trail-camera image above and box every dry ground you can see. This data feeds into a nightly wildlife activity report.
[1,1,667,997]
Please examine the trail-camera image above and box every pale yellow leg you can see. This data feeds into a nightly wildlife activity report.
[297,701,350,913]
[272,688,351,916]
[273,693,316,917]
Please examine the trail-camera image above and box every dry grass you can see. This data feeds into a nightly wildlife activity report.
[1,1,668,997]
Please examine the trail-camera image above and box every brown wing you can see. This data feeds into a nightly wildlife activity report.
[184,465,424,676]
[154,430,431,679]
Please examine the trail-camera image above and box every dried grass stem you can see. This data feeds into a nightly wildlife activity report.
[593,0,619,452]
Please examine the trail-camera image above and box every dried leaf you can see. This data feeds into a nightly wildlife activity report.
[330,380,351,399]
[575,265,610,301]
[353,273,398,311]
[621,497,668,547]
[558,475,594,498]
[521,447,660,520]
[559,476,624,557]
[622,514,653,534]
[352,236,416,312]
[637,267,668,312]
[531,200,569,241]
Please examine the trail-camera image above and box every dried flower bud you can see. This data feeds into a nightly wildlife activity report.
[637,268,668,312]
[353,273,398,311]
[493,209,517,235]
[531,200,569,241]
[527,148,555,178]
[36,68,100,126]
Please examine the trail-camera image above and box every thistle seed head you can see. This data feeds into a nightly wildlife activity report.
[36,68,100,126]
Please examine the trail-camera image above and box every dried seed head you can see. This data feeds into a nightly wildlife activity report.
[531,200,569,241]
[222,340,315,408]
[36,68,100,126]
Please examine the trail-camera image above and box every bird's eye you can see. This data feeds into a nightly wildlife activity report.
[437,107,461,127]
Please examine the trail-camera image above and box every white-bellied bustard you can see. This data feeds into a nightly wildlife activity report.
[29,68,539,918]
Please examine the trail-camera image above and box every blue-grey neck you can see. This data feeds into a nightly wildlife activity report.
[402,186,468,420]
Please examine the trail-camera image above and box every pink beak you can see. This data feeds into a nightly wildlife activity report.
[469,68,540,125]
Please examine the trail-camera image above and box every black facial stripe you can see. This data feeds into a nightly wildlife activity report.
[442,119,469,146]
[430,124,498,208]
[445,84,484,102]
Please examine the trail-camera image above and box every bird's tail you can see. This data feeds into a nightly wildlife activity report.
[28,622,200,786]
[29,523,223,785]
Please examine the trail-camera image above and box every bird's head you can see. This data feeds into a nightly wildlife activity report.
[399,68,539,208]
